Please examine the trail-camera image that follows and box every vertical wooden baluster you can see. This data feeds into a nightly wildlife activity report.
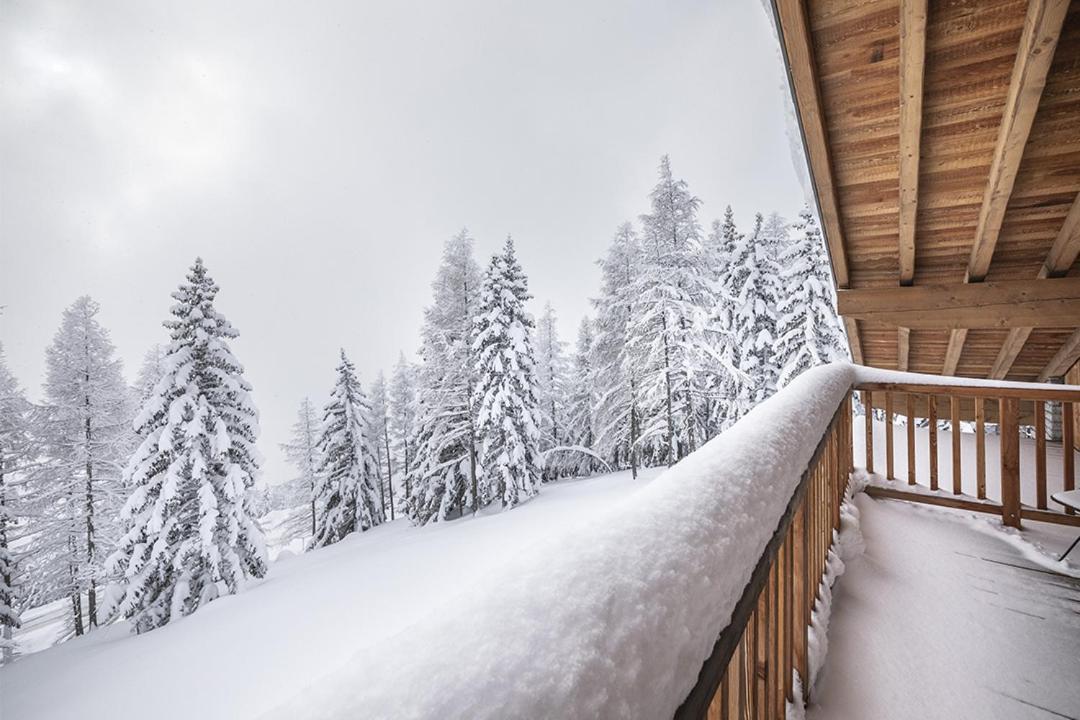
[907,393,916,485]
[864,390,874,473]
[885,392,895,480]
[792,503,807,701]
[766,567,777,720]
[755,591,766,720]
[1000,397,1021,528]
[1035,400,1047,510]
[727,634,742,719]
[784,530,793,705]
[928,395,938,491]
[740,620,750,720]
[715,665,728,720]
[1065,402,1075,515]
[951,395,962,495]
[976,398,986,500]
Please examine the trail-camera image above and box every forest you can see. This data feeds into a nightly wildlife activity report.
[0,155,847,658]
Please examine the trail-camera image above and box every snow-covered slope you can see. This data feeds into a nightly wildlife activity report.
[1,469,658,720]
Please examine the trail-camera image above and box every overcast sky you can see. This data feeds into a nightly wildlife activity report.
[1,0,809,485]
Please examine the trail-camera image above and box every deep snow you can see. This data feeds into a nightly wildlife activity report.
[3,363,857,720]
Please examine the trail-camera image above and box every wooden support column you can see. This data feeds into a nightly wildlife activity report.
[976,398,986,500]
[885,392,895,480]
[1000,397,1021,529]
[907,393,916,486]
[928,396,938,491]
[898,0,926,285]
[951,396,962,495]
[1065,403,1075,515]
[1036,400,1047,510]
[864,390,874,473]
[897,327,911,372]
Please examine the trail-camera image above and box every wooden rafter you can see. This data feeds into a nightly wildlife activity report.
[989,192,1080,379]
[944,0,1069,375]
[898,0,927,287]
[966,0,1070,283]
[1040,328,1080,381]
[773,0,862,364]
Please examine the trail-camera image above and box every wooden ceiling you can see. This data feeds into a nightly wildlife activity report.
[774,0,1080,381]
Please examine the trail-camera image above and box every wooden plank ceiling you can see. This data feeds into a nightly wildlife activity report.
[775,0,1080,381]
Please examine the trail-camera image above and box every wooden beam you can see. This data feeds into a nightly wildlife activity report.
[898,0,927,286]
[943,329,966,376]
[987,192,1080,379]
[966,0,1070,283]
[837,277,1080,328]
[773,0,850,290]
[1039,327,1080,381]
[865,485,1080,527]
[897,327,910,372]
[989,327,1034,380]
[843,317,863,365]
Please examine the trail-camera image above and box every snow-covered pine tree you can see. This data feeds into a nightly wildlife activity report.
[281,397,321,538]
[105,259,267,633]
[133,343,166,405]
[30,297,131,635]
[703,206,746,435]
[534,302,569,477]
[388,352,416,504]
[406,230,483,524]
[739,213,784,404]
[590,222,644,475]
[0,343,30,664]
[559,316,605,476]
[629,155,715,464]
[473,237,542,508]
[313,351,383,546]
[775,207,848,386]
[368,371,395,520]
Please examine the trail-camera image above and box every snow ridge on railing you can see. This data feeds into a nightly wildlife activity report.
[265,364,857,719]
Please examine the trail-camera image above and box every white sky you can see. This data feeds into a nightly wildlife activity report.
[0,0,809,485]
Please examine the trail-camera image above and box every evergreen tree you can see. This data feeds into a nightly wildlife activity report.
[388,353,416,505]
[406,230,483,524]
[313,351,382,547]
[105,259,267,633]
[368,371,395,520]
[776,207,848,385]
[31,297,131,635]
[534,302,569,474]
[0,344,29,664]
[733,213,784,406]
[133,344,166,405]
[591,222,643,475]
[280,398,321,539]
[629,155,715,463]
[473,237,542,508]
[559,317,605,476]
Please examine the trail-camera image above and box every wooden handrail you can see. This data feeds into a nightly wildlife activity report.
[855,381,1080,403]
[676,391,853,719]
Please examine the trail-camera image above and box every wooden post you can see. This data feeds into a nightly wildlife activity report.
[928,395,938,491]
[1035,400,1047,510]
[792,503,807,704]
[1065,402,1075,515]
[951,395,962,495]
[976,398,986,500]
[907,393,916,485]
[864,390,874,473]
[1000,397,1021,529]
[885,392,895,480]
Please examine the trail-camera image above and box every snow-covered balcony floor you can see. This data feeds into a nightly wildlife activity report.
[809,491,1080,720]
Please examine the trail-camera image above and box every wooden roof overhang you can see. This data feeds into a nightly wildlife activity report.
[773,0,1080,381]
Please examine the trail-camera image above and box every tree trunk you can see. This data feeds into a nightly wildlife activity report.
[384,426,394,520]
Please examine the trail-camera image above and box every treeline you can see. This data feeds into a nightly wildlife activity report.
[0,155,846,655]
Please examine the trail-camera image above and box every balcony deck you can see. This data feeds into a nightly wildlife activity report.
[809,491,1080,720]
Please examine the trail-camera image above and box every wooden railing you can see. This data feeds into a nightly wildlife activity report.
[855,381,1080,528]
[676,391,853,720]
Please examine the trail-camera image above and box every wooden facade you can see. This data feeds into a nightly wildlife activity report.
[774,0,1080,382]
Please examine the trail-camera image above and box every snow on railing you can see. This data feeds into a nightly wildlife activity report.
[264,364,857,719]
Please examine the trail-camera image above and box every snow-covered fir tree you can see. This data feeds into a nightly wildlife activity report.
[313,351,383,547]
[368,371,395,520]
[388,353,416,504]
[0,343,29,664]
[473,237,542,508]
[105,259,267,633]
[590,222,643,475]
[281,397,321,538]
[705,206,747,434]
[733,213,784,406]
[559,317,606,476]
[133,343,166,404]
[406,230,483,524]
[534,302,569,476]
[775,207,849,386]
[30,297,131,635]
[629,155,716,464]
